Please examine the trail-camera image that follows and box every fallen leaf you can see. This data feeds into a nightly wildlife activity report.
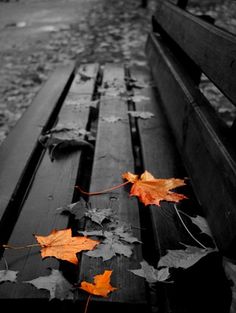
[158,245,216,269]
[80,270,117,297]
[56,199,87,220]
[128,111,154,119]
[80,226,141,261]
[189,215,213,238]
[85,208,114,226]
[129,260,171,283]
[35,228,99,264]
[130,95,150,102]
[0,270,18,283]
[122,170,187,206]
[24,269,73,300]
[102,116,124,123]
[39,135,94,161]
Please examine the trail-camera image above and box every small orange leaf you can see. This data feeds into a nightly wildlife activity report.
[80,270,117,297]
[122,170,187,206]
[35,228,99,265]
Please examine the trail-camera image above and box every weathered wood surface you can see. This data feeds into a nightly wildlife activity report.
[77,64,147,312]
[154,0,236,105]
[146,32,236,257]
[0,64,99,303]
[0,64,75,241]
[129,65,232,313]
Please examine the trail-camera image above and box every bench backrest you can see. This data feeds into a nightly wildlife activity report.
[147,0,236,257]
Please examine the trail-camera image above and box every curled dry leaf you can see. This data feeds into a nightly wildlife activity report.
[122,170,187,206]
[80,270,117,297]
[35,228,99,264]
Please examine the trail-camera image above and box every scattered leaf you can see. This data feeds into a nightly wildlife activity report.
[122,170,187,206]
[102,116,124,123]
[85,208,114,226]
[128,111,154,119]
[39,135,94,161]
[129,260,171,283]
[158,245,215,269]
[24,269,73,300]
[189,215,213,238]
[35,228,99,264]
[56,199,87,220]
[80,226,141,261]
[80,270,117,297]
[130,95,150,102]
[0,270,18,284]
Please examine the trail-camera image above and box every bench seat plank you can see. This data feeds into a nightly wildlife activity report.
[76,64,147,312]
[0,64,75,241]
[0,64,99,303]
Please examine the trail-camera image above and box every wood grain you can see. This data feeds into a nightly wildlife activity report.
[0,64,99,302]
[154,0,236,105]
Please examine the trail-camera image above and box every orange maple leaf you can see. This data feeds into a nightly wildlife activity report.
[80,270,117,297]
[122,170,187,206]
[35,228,99,265]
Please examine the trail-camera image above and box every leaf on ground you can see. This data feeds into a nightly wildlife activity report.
[24,269,74,300]
[80,270,117,297]
[158,245,216,269]
[122,170,187,206]
[39,135,94,161]
[56,199,87,220]
[80,226,141,261]
[0,270,18,283]
[47,122,78,134]
[129,260,171,283]
[85,208,114,226]
[128,111,154,119]
[189,215,213,238]
[130,95,150,102]
[35,228,99,264]
[101,116,124,123]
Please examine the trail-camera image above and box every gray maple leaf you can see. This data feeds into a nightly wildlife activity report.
[85,207,114,225]
[24,269,74,301]
[127,111,154,119]
[158,245,216,269]
[129,260,171,283]
[56,199,87,220]
[79,226,141,261]
[0,270,18,283]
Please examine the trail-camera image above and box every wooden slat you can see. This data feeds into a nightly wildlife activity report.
[154,0,236,105]
[77,64,147,312]
[129,65,232,313]
[0,64,99,302]
[146,33,236,257]
[128,66,188,255]
[0,64,75,225]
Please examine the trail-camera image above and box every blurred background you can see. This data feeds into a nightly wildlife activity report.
[0,0,235,145]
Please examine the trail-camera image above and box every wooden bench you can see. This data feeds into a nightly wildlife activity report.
[0,0,236,312]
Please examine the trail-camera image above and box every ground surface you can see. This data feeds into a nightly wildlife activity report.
[0,0,235,145]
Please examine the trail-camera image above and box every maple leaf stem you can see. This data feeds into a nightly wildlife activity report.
[76,181,130,196]
[84,294,91,313]
[174,204,207,249]
[2,243,40,250]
